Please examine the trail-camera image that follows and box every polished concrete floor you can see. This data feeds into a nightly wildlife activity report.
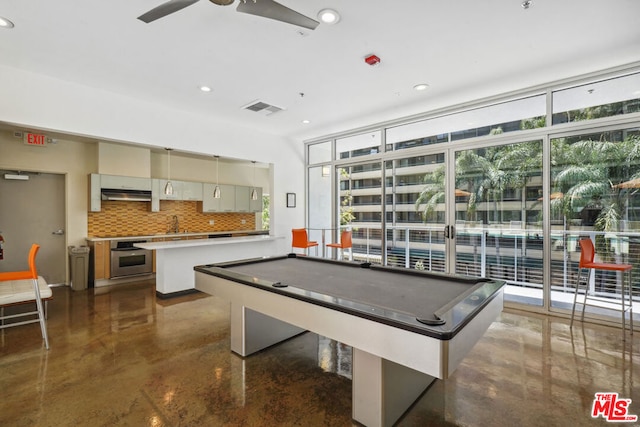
[1,281,639,427]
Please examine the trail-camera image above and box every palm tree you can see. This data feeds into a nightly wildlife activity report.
[414,165,445,222]
[551,133,640,260]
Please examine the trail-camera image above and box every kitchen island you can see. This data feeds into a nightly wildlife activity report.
[135,234,282,298]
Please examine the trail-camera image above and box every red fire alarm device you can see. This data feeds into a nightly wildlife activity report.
[364,54,381,66]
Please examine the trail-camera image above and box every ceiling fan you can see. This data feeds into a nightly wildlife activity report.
[138,0,319,30]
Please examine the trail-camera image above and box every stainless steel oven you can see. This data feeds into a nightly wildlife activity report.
[110,239,152,278]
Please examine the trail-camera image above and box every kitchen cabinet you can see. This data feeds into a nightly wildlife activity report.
[100,174,151,191]
[154,179,203,202]
[151,179,161,212]
[219,185,236,211]
[89,173,152,212]
[156,179,182,201]
[235,186,251,212]
[235,186,263,213]
[250,187,263,212]
[89,174,101,212]
[181,181,203,201]
[91,241,110,281]
[151,237,164,272]
[200,183,235,212]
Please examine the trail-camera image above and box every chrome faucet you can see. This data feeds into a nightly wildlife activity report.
[169,215,179,233]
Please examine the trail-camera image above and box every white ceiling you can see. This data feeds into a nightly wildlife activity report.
[1,0,639,144]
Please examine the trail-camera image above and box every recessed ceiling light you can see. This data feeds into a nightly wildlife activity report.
[302,120,310,124]
[317,9,340,25]
[199,86,212,92]
[0,17,15,29]
[413,83,430,91]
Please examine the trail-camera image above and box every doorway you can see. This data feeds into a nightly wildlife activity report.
[0,170,66,284]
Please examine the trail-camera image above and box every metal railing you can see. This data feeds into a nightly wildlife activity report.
[313,224,640,309]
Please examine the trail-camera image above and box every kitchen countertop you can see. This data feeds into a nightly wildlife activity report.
[86,230,268,242]
[135,234,282,250]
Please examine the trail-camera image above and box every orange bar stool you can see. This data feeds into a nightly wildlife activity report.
[326,230,352,260]
[0,244,51,349]
[570,238,633,339]
[291,228,318,256]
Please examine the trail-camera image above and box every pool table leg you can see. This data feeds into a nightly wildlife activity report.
[353,348,436,427]
[230,304,306,357]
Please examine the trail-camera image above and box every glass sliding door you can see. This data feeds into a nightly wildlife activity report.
[338,161,383,263]
[385,152,448,272]
[308,165,333,255]
[549,126,640,322]
[453,140,544,305]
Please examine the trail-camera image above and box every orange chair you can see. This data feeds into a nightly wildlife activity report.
[0,244,51,349]
[291,228,318,256]
[326,230,352,260]
[570,238,633,338]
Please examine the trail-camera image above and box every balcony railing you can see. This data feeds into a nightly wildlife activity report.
[312,224,639,319]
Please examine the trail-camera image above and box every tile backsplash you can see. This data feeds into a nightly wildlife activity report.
[88,200,257,237]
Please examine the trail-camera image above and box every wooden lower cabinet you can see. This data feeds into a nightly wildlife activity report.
[151,237,165,273]
[91,241,110,282]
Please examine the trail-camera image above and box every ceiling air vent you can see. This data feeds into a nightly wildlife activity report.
[242,100,284,116]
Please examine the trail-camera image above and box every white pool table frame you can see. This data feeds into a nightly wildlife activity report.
[195,269,503,427]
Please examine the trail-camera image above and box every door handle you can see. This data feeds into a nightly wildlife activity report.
[52,229,65,235]
[444,225,456,240]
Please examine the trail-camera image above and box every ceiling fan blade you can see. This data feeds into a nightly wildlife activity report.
[237,0,319,30]
[138,0,200,23]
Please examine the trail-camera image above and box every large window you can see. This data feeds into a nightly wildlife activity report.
[386,94,546,148]
[453,141,543,304]
[307,66,640,326]
[549,126,640,314]
[552,72,640,125]
[336,131,382,159]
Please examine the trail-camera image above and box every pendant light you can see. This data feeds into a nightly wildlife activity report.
[250,161,258,200]
[164,148,174,196]
[213,155,221,199]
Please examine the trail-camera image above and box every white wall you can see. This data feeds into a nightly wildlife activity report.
[0,64,304,254]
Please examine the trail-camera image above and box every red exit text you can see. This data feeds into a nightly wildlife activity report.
[23,133,47,146]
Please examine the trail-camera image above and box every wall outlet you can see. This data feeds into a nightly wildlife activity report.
[209,219,215,225]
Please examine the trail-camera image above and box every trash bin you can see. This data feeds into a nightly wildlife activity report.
[68,245,90,291]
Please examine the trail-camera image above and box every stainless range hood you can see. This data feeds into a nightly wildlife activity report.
[101,188,152,202]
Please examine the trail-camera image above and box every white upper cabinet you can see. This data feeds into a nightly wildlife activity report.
[235,186,250,212]
[234,186,263,213]
[155,179,203,201]
[89,174,101,212]
[100,174,151,191]
[249,187,263,213]
[181,181,203,201]
[201,184,235,212]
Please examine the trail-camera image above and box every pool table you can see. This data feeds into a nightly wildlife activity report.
[194,254,505,427]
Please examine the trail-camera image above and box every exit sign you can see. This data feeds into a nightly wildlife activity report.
[23,132,48,147]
